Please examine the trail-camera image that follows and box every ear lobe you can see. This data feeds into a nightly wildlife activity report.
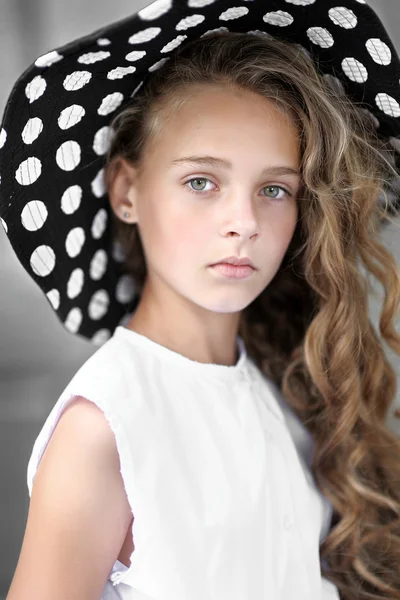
[107,158,139,223]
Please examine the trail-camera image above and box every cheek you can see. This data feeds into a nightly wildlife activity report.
[278,202,298,243]
[167,209,208,258]
[287,206,299,244]
[264,208,298,261]
[145,202,207,266]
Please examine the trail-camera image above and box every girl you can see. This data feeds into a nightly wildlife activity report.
[1,1,400,599]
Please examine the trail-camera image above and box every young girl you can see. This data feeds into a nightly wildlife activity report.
[1,1,400,599]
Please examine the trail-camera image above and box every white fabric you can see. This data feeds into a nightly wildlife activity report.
[27,325,340,599]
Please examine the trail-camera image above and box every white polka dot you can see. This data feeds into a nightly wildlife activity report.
[328,7,357,29]
[1,217,8,233]
[188,0,215,5]
[359,108,380,129]
[284,0,315,4]
[107,66,137,80]
[91,168,106,198]
[131,81,144,98]
[97,92,124,116]
[91,329,111,345]
[118,312,133,328]
[58,104,85,130]
[77,51,111,65]
[15,157,42,185]
[160,35,188,53]
[139,0,172,20]
[295,44,313,62]
[365,39,392,66]
[56,140,81,171]
[35,50,63,68]
[176,14,205,30]
[30,245,55,276]
[97,38,111,46]
[389,137,400,153]
[61,185,82,214]
[21,117,43,144]
[306,27,334,48]
[263,10,293,27]
[377,186,397,211]
[0,128,7,149]
[88,289,109,320]
[25,75,46,103]
[148,58,170,72]
[125,50,146,62]
[375,93,400,118]
[219,6,249,21]
[64,307,82,333]
[90,249,108,280]
[342,57,368,83]
[246,30,274,42]
[91,208,108,239]
[21,200,48,231]
[63,71,92,91]
[65,227,85,258]
[128,27,161,44]
[200,27,229,37]
[46,289,60,310]
[67,268,84,299]
[116,274,136,303]
[93,126,113,156]
[111,240,126,262]
[323,74,346,96]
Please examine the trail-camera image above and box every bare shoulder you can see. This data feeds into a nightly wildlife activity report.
[6,396,132,600]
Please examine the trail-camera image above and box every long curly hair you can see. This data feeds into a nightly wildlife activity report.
[103,31,400,600]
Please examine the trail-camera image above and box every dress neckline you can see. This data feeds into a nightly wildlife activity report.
[114,325,250,383]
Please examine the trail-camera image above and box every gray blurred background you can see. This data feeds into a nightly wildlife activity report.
[0,0,399,595]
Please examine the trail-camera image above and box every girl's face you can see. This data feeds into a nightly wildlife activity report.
[109,84,301,354]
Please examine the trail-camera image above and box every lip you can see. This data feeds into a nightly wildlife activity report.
[210,255,255,269]
[210,263,255,280]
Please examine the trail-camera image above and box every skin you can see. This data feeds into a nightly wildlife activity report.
[108,84,302,366]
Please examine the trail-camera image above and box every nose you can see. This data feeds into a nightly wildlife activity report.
[222,193,261,238]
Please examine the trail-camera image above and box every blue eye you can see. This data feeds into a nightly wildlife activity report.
[184,178,291,201]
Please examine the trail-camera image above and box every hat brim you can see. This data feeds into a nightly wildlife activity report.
[0,0,399,344]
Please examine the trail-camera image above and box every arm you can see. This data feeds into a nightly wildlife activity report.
[6,396,133,600]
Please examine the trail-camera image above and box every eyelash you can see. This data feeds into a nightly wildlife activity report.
[183,177,292,201]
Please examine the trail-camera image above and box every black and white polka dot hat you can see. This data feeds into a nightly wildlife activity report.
[0,0,399,346]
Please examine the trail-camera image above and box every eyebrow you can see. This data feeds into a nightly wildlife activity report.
[170,155,300,177]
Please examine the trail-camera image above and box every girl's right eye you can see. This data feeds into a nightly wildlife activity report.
[185,177,214,195]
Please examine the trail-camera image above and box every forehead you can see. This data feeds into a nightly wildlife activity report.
[163,83,295,127]
[144,85,301,166]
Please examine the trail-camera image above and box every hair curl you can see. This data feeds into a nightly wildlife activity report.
[103,31,400,599]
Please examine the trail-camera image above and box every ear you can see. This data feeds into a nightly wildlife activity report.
[107,157,140,224]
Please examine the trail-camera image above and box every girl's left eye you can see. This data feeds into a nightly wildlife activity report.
[184,177,291,201]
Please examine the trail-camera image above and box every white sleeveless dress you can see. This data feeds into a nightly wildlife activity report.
[26,326,340,600]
